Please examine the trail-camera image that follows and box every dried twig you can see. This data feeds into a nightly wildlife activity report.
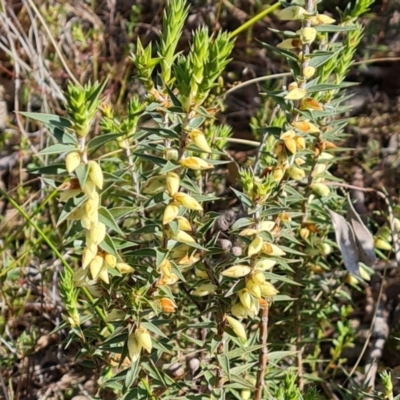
[254,304,269,400]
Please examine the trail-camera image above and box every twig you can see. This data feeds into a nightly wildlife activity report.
[254,304,269,400]
[26,0,80,87]
[0,369,10,400]
[225,73,291,97]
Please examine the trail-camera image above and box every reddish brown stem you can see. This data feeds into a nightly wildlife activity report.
[254,304,269,400]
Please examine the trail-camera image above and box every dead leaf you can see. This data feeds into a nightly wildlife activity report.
[326,207,361,278]
[346,194,376,267]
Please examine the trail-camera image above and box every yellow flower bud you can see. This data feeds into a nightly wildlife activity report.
[189,129,212,153]
[291,120,320,134]
[65,151,81,173]
[176,216,191,231]
[178,252,200,266]
[105,253,117,268]
[239,289,252,310]
[300,98,324,111]
[159,297,177,313]
[116,263,135,274]
[173,192,203,211]
[248,236,263,257]
[283,138,297,154]
[303,66,316,79]
[374,237,392,251]
[299,27,317,44]
[277,38,302,49]
[86,222,106,246]
[225,315,247,340]
[88,160,104,190]
[195,266,209,279]
[173,230,196,243]
[309,14,335,26]
[179,157,213,170]
[158,273,179,286]
[294,136,306,150]
[280,129,295,140]
[143,175,167,194]
[262,243,286,257]
[231,303,249,319]
[105,309,126,322]
[274,141,285,157]
[221,265,251,278]
[246,280,262,298]
[82,247,97,269]
[98,263,109,284]
[90,255,104,280]
[273,167,285,182]
[135,325,152,353]
[165,148,179,160]
[191,283,217,297]
[239,228,258,236]
[360,266,371,281]
[345,274,359,286]
[300,227,310,240]
[288,166,305,181]
[260,282,279,297]
[259,221,276,232]
[310,183,330,197]
[255,259,276,271]
[285,87,307,100]
[251,271,266,285]
[84,192,99,223]
[166,172,180,196]
[160,258,172,277]
[277,5,307,20]
[163,203,180,225]
[308,263,324,274]
[127,334,141,361]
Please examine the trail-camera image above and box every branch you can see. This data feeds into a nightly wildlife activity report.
[254,303,269,400]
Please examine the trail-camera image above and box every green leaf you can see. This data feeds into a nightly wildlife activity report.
[231,187,253,208]
[231,217,253,231]
[28,163,67,175]
[124,358,140,390]
[180,332,204,347]
[264,271,301,285]
[87,133,126,151]
[75,164,89,190]
[307,82,357,93]
[308,50,339,69]
[37,143,77,156]
[125,248,157,257]
[46,125,77,144]
[141,321,168,339]
[99,207,124,235]
[142,126,181,140]
[108,207,139,219]
[100,234,119,257]
[277,245,305,256]
[227,374,255,389]
[159,160,180,174]
[229,361,258,376]
[225,345,263,360]
[315,24,357,33]
[133,152,167,166]
[187,116,206,129]
[20,112,71,128]
[217,354,231,380]
[57,196,86,225]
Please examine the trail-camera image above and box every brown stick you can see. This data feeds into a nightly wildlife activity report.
[254,304,269,400]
